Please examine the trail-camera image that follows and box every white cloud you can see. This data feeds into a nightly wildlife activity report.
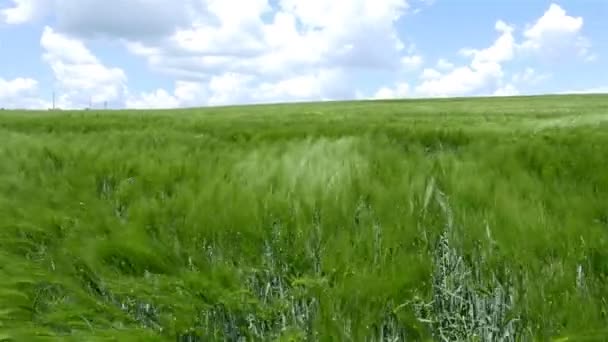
[2,0,199,39]
[415,21,514,97]
[119,0,409,75]
[373,82,410,99]
[0,77,50,109]
[127,68,352,108]
[560,87,608,95]
[40,26,127,108]
[122,0,411,104]
[0,77,37,99]
[464,20,515,68]
[273,0,409,70]
[125,81,208,109]
[172,81,207,106]
[169,0,270,56]
[401,55,424,70]
[415,64,503,97]
[511,67,550,85]
[278,0,407,29]
[420,68,442,80]
[493,84,519,96]
[256,68,352,102]
[1,0,48,24]
[436,58,454,71]
[372,3,595,100]
[520,3,591,60]
[54,0,200,40]
[170,25,266,57]
[205,72,255,105]
[5,1,598,108]
[3,0,424,107]
[125,81,214,109]
[125,89,179,109]
[523,4,582,46]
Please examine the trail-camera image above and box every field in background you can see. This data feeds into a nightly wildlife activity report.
[1,94,607,341]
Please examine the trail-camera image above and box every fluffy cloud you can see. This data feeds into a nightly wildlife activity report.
[54,0,201,40]
[126,89,180,109]
[0,77,37,99]
[276,0,408,69]
[127,80,212,109]
[255,68,352,102]
[493,84,519,96]
[0,77,50,109]
[381,3,590,99]
[415,20,514,97]
[40,26,127,108]
[127,68,352,108]
[203,73,253,106]
[1,0,47,24]
[130,0,410,75]
[520,3,593,61]
[3,1,599,107]
[2,0,425,106]
[420,68,442,80]
[373,82,410,99]
[2,0,198,39]
[123,0,410,105]
[401,55,424,70]
[0,77,40,109]
[511,67,550,85]
[436,58,454,71]
[464,20,515,67]
[6,0,408,108]
[415,64,503,97]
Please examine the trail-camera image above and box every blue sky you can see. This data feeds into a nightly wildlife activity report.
[0,0,606,109]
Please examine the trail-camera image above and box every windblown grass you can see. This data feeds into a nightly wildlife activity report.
[1,94,607,340]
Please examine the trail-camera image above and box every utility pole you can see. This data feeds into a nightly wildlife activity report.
[52,91,56,110]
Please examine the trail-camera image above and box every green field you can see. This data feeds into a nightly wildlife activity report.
[1,94,607,341]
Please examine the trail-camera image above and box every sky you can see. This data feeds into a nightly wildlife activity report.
[0,0,606,109]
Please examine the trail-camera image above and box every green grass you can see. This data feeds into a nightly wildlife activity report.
[1,94,607,341]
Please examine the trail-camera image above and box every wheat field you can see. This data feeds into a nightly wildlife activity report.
[1,94,607,341]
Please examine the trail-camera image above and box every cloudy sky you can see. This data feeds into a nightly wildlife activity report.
[0,0,606,109]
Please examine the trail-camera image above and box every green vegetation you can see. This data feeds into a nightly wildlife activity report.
[1,94,607,341]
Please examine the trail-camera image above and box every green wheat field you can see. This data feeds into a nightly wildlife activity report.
[1,94,607,341]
